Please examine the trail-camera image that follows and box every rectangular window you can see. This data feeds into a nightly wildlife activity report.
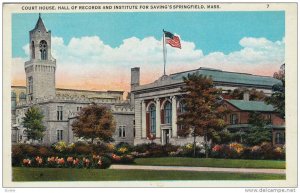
[57,130,63,141]
[28,76,33,94]
[133,120,136,137]
[118,126,126,138]
[57,106,63,120]
[230,114,238,124]
[275,132,285,145]
[28,76,33,100]
[77,107,82,111]
[266,114,272,124]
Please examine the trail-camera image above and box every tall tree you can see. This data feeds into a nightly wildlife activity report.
[243,112,272,146]
[266,64,285,119]
[71,104,116,143]
[22,106,46,142]
[177,73,228,157]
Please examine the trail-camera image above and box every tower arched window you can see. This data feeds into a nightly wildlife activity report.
[39,40,48,60]
[149,104,156,134]
[164,101,172,124]
[31,41,35,59]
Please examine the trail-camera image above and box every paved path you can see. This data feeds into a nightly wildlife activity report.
[110,165,285,175]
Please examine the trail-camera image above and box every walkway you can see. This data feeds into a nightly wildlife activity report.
[110,165,285,175]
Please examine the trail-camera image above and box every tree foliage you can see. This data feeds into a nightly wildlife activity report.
[177,73,228,142]
[22,106,46,141]
[266,64,285,119]
[226,88,266,101]
[71,104,116,143]
[243,112,272,146]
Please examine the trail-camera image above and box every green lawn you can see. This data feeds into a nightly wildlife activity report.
[134,157,286,169]
[13,167,285,181]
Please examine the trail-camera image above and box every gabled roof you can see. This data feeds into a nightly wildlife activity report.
[170,67,281,87]
[226,99,275,112]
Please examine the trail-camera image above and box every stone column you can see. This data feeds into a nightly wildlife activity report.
[171,96,177,138]
[155,98,161,138]
[141,100,146,138]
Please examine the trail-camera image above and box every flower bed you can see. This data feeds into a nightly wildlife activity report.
[211,142,285,160]
[20,155,112,169]
[12,142,135,168]
[12,141,285,168]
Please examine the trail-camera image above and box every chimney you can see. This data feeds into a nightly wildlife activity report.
[131,67,140,90]
[130,67,140,106]
[243,91,249,101]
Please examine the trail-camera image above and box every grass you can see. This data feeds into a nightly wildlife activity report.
[13,167,285,181]
[134,157,286,169]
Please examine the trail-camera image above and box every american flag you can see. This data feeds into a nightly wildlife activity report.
[164,30,181,49]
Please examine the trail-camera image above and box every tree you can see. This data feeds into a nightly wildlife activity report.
[243,112,272,146]
[177,73,228,157]
[22,106,46,142]
[226,88,266,101]
[71,104,116,144]
[266,64,285,119]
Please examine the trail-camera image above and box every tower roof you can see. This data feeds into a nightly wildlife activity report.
[32,13,47,32]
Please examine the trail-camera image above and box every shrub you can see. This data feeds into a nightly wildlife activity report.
[12,145,23,166]
[120,155,135,164]
[73,142,92,155]
[22,144,37,157]
[132,143,149,153]
[273,146,285,160]
[228,143,244,159]
[90,143,104,155]
[260,142,274,159]
[53,141,68,152]
[37,146,53,157]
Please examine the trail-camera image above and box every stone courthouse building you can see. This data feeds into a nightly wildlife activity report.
[12,15,285,146]
[11,15,134,145]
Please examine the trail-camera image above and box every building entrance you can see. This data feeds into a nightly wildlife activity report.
[162,129,170,145]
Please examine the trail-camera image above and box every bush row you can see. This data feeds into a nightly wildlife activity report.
[12,142,135,168]
[12,141,285,168]
[211,142,285,160]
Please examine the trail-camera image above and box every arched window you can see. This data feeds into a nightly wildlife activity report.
[39,40,47,60]
[164,101,172,124]
[149,104,156,134]
[178,101,186,114]
[31,41,35,59]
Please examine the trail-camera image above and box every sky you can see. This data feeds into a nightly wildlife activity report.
[12,11,285,92]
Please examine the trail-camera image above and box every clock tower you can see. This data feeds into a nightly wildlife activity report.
[25,14,56,101]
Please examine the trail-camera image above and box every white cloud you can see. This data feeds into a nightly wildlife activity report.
[13,36,284,91]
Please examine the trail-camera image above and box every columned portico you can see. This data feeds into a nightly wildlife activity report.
[171,96,177,138]
[155,98,161,138]
[141,100,146,138]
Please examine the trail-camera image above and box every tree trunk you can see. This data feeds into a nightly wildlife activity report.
[193,129,196,157]
[205,130,208,158]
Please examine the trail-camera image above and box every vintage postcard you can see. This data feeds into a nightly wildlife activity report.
[2,2,297,188]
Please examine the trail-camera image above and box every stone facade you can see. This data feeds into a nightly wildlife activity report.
[131,67,284,146]
[26,15,56,100]
[12,15,134,145]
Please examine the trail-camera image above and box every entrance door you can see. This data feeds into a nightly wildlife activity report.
[163,129,170,145]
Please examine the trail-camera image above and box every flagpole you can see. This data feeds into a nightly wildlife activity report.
[163,30,166,76]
